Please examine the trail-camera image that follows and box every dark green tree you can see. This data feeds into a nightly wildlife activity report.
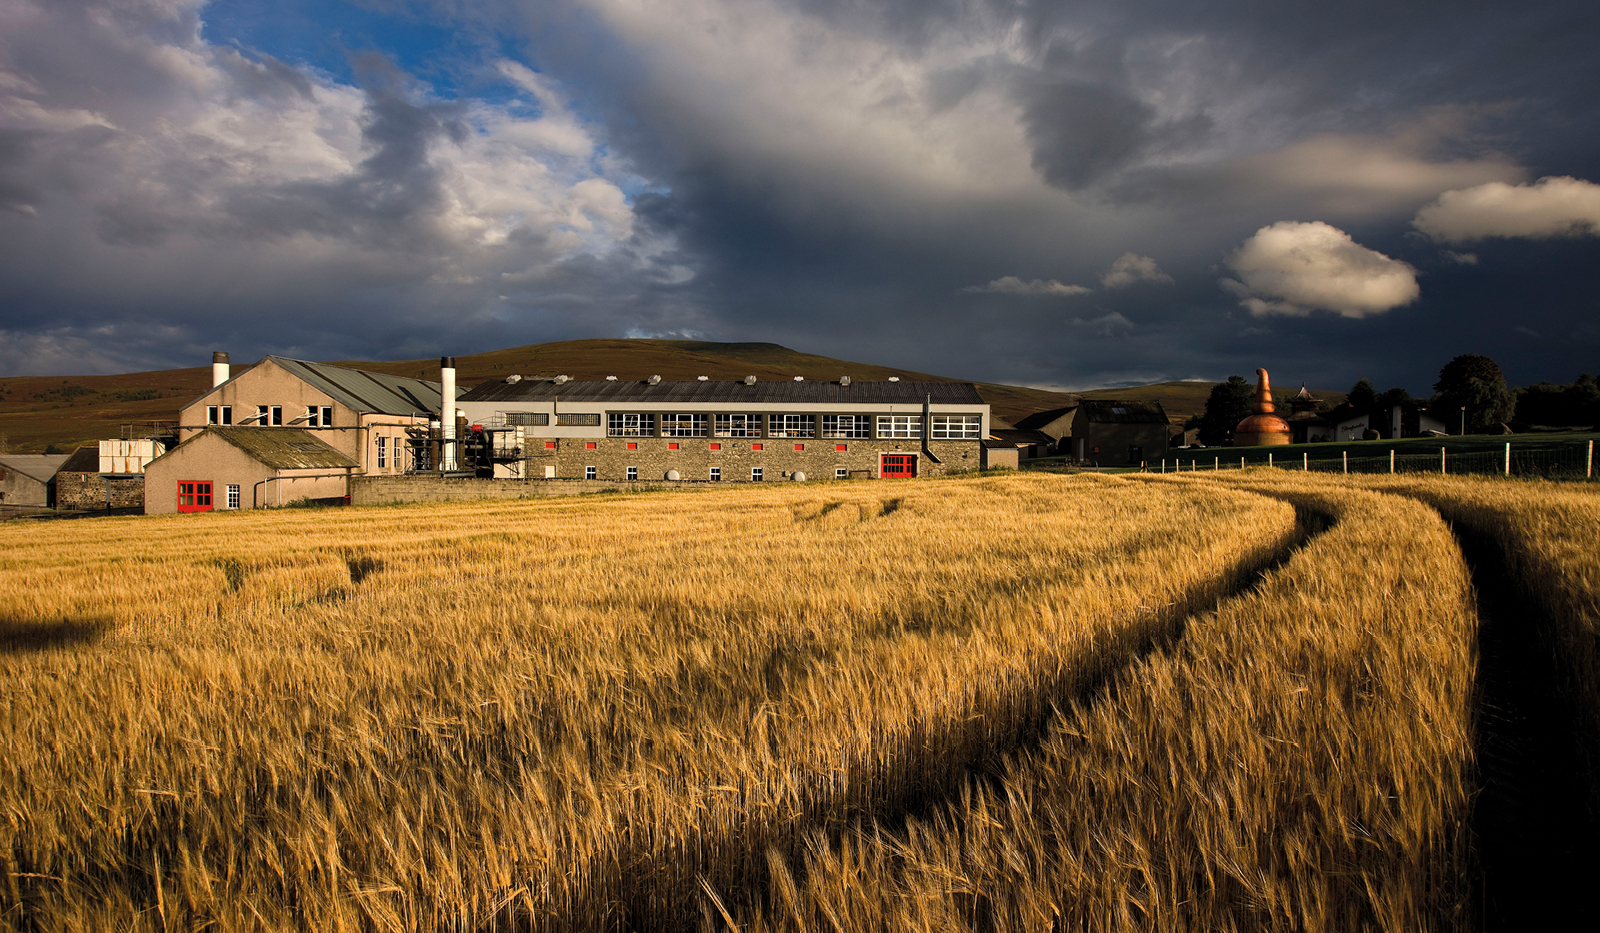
[1377,387,1414,411]
[1347,378,1378,411]
[1197,375,1255,446]
[1432,354,1516,432]
[1515,373,1600,427]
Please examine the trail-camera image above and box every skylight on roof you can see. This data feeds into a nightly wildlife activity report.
[1111,406,1128,414]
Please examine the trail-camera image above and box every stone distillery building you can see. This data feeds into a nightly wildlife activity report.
[455,374,996,481]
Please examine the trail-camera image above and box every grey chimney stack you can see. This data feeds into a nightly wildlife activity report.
[440,357,457,471]
[211,351,230,387]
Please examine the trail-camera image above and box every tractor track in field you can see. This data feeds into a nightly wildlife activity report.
[1445,522,1599,932]
[490,500,1334,933]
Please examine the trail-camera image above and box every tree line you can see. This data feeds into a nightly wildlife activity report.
[1189,355,1598,446]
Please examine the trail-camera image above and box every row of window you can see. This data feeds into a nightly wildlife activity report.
[593,412,982,439]
[586,466,857,482]
[206,405,334,427]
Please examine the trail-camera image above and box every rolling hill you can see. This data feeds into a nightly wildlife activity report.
[0,339,1326,453]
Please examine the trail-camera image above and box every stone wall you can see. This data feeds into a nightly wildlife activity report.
[55,473,145,510]
[520,437,982,482]
[350,475,713,506]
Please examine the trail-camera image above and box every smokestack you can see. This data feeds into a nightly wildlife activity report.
[212,351,230,387]
[440,357,457,471]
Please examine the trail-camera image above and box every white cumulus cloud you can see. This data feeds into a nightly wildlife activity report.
[1100,252,1172,287]
[963,276,1091,296]
[1412,176,1600,242]
[1220,221,1419,318]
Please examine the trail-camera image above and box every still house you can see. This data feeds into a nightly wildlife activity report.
[454,375,991,481]
[1068,400,1170,466]
[0,454,69,508]
[156,352,457,513]
[1284,385,1333,444]
[144,428,357,514]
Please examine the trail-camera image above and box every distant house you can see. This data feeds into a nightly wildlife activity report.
[1011,406,1079,448]
[1331,403,1447,442]
[1283,385,1333,444]
[0,454,69,508]
[144,427,357,514]
[1069,400,1170,466]
[989,428,1057,460]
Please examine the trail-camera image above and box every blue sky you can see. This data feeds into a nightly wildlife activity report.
[1,0,1597,396]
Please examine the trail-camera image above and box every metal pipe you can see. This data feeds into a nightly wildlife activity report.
[440,357,457,471]
[252,469,355,509]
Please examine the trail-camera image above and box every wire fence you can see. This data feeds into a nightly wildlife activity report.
[1152,440,1597,481]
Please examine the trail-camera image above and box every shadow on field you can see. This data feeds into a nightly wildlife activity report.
[0,616,111,653]
[1452,527,1599,932]
[494,501,1335,933]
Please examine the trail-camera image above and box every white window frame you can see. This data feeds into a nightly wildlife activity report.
[608,413,656,437]
[835,468,848,480]
[751,467,763,482]
[931,414,983,440]
[207,405,232,425]
[626,466,638,480]
[661,413,708,437]
[767,414,816,438]
[821,414,871,439]
[710,467,721,482]
[376,437,387,468]
[226,484,240,509]
[877,415,922,439]
[304,405,333,428]
[715,413,762,438]
[585,466,597,480]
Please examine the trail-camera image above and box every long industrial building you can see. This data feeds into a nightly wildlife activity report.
[455,372,997,481]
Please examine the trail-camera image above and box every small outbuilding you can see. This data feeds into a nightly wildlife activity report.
[0,454,69,509]
[144,427,357,514]
[1068,400,1170,466]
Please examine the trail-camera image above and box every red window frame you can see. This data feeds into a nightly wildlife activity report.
[880,454,917,479]
[177,480,214,513]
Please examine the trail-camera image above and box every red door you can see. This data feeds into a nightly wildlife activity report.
[880,454,917,478]
[177,481,213,513]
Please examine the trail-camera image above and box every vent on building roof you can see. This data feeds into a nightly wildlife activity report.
[505,374,522,384]
[648,374,662,385]
[1112,406,1128,414]
[554,375,570,384]
[840,376,851,386]
[744,375,757,385]
[697,375,709,381]
[888,376,900,382]
[606,375,617,381]
[793,376,803,382]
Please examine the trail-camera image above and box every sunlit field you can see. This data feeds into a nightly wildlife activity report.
[1,471,1596,931]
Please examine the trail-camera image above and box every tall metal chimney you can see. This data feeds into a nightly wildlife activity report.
[440,356,457,471]
[212,351,230,387]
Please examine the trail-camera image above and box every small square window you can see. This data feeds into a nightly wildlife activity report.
[835,444,847,451]
[545,441,556,449]
[586,442,596,449]
[751,443,763,451]
[794,443,804,451]
[751,467,763,481]
[626,442,637,450]
[835,468,848,480]
[626,466,638,480]
[710,467,721,481]
[710,443,721,451]
[585,466,596,480]
[668,442,679,450]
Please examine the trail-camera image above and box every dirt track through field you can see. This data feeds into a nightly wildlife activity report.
[523,500,1336,933]
[1450,525,1599,931]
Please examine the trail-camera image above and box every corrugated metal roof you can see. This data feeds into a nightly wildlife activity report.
[457,378,986,405]
[267,356,452,416]
[1078,400,1169,424]
[199,427,358,470]
[0,454,70,483]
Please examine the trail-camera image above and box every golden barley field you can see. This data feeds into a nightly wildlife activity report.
[1,470,1597,932]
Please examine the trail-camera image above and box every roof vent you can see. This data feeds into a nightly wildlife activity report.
[697,375,709,381]
[744,375,757,385]
[840,376,851,386]
[793,375,804,382]
[554,375,570,385]
[888,376,900,382]
[648,374,662,385]
[505,374,522,384]
[605,375,618,381]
